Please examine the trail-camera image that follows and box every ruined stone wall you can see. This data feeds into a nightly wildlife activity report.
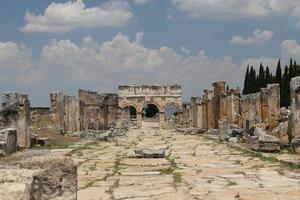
[78,90,119,130]
[50,92,64,132]
[289,77,300,138]
[222,89,241,126]
[190,97,203,128]
[267,84,280,130]
[240,84,280,131]
[64,96,83,133]
[119,84,182,97]
[0,93,30,148]
[241,92,261,130]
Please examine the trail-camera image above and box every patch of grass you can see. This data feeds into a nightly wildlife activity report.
[160,167,174,174]
[229,145,300,170]
[103,158,122,181]
[196,169,203,174]
[173,172,182,184]
[66,142,94,156]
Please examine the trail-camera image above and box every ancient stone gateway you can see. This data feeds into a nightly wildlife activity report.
[118,84,183,129]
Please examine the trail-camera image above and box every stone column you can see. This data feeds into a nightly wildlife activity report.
[136,112,142,128]
[260,88,269,124]
[212,81,226,128]
[267,84,280,130]
[159,112,165,129]
[204,90,214,129]
[289,77,300,138]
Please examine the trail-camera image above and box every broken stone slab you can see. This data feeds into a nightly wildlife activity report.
[0,128,17,154]
[291,137,300,154]
[249,127,281,152]
[134,149,165,158]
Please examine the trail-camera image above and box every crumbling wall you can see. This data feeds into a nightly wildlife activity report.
[78,89,119,130]
[241,92,262,130]
[50,92,64,133]
[0,93,30,148]
[190,97,203,128]
[289,76,300,139]
[64,96,83,133]
[267,84,280,130]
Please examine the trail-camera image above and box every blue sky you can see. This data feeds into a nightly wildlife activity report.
[1,0,300,106]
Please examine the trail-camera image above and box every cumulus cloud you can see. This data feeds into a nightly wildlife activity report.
[0,41,42,84]
[230,29,274,45]
[38,32,239,92]
[281,39,300,62]
[172,0,300,29]
[0,32,242,100]
[21,0,133,33]
[132,0,151,5]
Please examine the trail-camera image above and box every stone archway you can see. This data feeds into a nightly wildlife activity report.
[118,85,183,129]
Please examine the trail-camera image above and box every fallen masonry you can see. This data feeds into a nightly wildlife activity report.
[134,149,166,158]
[0,150,77,200]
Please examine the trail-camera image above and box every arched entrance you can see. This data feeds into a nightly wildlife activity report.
[118,84,183,129]
[164,104,180,129]
[142,103,160,128]
[121,105,137,127]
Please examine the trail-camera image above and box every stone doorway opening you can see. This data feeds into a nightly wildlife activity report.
[122,105,137,127]
[165,104,180,129]
[142,103,160,128]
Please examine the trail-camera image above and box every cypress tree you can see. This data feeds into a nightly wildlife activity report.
[258,62,265,88]
[265,66,271,84]
[275,59,282,84]
[243,66,250,94]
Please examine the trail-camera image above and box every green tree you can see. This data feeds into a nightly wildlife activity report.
[242,66,250,94]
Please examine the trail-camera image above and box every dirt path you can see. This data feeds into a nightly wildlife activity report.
[73,122,300,200]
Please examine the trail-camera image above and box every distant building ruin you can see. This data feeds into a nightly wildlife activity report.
[118,84,183,129]
[189,82,280,132]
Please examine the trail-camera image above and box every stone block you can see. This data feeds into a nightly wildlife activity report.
[249,127,281,152]
[0,128,17,153]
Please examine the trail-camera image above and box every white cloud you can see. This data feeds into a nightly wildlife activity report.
[132,0,151,5]
[0,41,42,84]
[172,0,300,29]
[230,29,274,45]
[21,0,133,33]
[0,32,240,99]
[240,56,278,72]
[281,40,300,62]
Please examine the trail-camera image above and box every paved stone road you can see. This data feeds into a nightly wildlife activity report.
[74,122,300,200]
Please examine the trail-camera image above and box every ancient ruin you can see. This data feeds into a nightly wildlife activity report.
[118,84,183,129]
[1,80,300,200]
